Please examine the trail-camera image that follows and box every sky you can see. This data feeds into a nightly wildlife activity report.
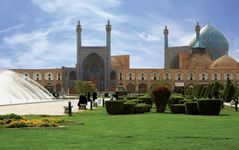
[0,0,239,69]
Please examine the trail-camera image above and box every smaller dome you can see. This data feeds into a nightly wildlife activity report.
[188,54,213,69]
[210,55,239,69]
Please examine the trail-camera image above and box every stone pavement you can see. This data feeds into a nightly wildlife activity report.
[0,99,82,116]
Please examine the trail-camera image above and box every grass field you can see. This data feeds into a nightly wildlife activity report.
[0,107,238,150]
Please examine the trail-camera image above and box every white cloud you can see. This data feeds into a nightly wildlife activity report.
[0,24,25,34]
[3,30,49,45]
[31,0,128,22]
[138,32,160,42]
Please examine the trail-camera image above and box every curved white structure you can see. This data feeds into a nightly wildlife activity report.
[0,70,54,105]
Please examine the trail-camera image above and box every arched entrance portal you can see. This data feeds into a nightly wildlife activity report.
[138,83,147,93]
[82,53,105,90]
[126,83,135,93]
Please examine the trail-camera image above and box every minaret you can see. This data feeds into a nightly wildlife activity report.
[195,22,201,42]
[105,20,112,90]
[76,20,82,80]
[164,25,169,68]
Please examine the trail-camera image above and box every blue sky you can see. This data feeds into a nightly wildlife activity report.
[0,0,239,69]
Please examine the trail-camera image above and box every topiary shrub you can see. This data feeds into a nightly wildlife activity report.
[185,102,199,115]
[152,86,171,113]
[131,99,143,104]
[184,95,194,99]
[197,100,222,115]
[135,103,147,114]
[168,95,184,107]
[139,97,153,107]
[170,104,186,114]
[144,104,151,112]
[105,100,125,115]
[124,101,137,114]
[179,99,192,104]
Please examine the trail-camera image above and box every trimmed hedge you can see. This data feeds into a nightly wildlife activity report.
[197,100,222,115]
[135,104,147,114]
[105,100,125,115]
[170,104,186,114]
[185,102,199,115]
[131,99,143,104]
[139,97,153,107]
[168,96,184,106]
[179,99,192,104]
[144,104,151,112]
[123,101,137,114]
[106,100,150,115]
[126,97,138,100]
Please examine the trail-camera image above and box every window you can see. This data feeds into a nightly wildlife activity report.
[190,73,193,80]
[44,72,54,80]
[227,74,230,80]
[177,73,181,80]
[22,73,30,80]
[154,73,157,80]
[199,72,208,81]
[57,73,61,80]
[33,73,42,80]
[214,74,218,80]
[166,74,169,80]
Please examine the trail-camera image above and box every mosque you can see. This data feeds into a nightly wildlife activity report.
[12,20,239,94]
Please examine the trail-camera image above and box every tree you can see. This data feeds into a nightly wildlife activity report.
[152,86,171,113]
[211,82,220,99]
[223,79,231,99]
[74,80,97,94]
[225,84,236,102]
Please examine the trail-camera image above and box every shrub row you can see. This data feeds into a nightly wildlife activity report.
[185,102,198,115]
[169,99,222,115]
[139,97,153,107]
[168,95,184,107]
[170,104,186,114]
[197,100,221,115]
[105,100,151,115]
[105,100,125,115]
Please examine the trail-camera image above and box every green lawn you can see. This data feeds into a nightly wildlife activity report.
[0,107,238,150]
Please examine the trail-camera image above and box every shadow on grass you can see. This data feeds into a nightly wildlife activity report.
[166,136,232,140]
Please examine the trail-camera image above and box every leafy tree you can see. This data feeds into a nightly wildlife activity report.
[205,84,213,98]
[223,79,231,99]
[152,86,171,113]
[211,82,220,98]
[74,80,97,94]
[225,84,235,102]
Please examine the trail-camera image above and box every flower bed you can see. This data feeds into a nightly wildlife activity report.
[0,113,66,128]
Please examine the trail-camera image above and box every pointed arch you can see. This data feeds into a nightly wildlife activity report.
[82,53,105,89]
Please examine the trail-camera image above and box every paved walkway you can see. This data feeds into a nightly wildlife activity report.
[0,99,82,115]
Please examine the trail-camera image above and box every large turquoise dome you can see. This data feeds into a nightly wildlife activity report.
[189,24,229,60]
